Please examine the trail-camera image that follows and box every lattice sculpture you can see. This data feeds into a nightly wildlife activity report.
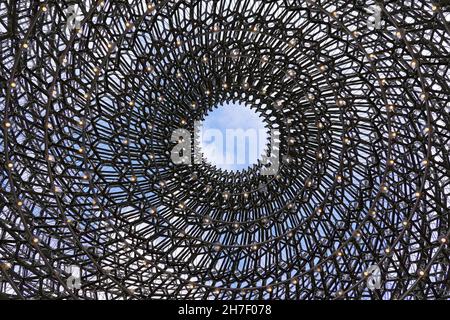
[0,0,449,300]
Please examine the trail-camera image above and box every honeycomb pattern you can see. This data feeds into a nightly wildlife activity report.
[0,0,449,300]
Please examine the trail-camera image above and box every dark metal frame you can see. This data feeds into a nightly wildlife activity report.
[0,0,449,300]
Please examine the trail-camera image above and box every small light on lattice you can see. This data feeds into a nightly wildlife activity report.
[385,247,391,254]
[17,200,23,207]
[4,121,11,128]
[178,202,186,209]
[418,270,426,277]
[176,71,182,78]
[432,4,439,11]
[205,89,211,96]
[337,98,346,107]
[78,147,84,154]
[40,5,47,12]
[395,30,402,39]
[32,237,39,244]
[1,262,12,270]
[266,286,273,293]
[319,65,326,72]
[415,191,421,197]
[423,127,431,134]
[7,162,13,169]
[147,3,155,11]
[251,244,258,251]
[129,100,135,107]
[125,21,133,29]
[440,237,447,244]
[130,175,137,182]
[22,42,29,49]
[10,81,17,89]
[186,283,194,290]
[122,139,129,145]
[388,159,395,166]
[222,83,228,89]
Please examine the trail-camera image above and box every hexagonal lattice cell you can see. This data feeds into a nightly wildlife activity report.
[0,0,449,300]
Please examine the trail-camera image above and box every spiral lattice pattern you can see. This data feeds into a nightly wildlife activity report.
[0,0,449,300]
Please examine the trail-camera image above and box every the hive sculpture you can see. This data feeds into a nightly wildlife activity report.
[0,0,449,300]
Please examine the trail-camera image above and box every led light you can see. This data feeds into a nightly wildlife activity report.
[130,175,137,182]
[288,38,298,47]
[10,81,16,88]
[440,237,447,244]
[1,262,12,270]
[40,5,47,12]
[22,42,29,49]
[7,162,13,169]
[17,200,23,207]
[32,237,39,244]
[4,121,11,128]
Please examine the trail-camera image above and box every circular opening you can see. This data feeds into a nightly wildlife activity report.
[199,101,269,172]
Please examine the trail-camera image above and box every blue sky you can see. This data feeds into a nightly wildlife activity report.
[200,102,268,172]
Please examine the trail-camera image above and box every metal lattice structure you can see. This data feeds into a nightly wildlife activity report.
[0,0,449,300]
